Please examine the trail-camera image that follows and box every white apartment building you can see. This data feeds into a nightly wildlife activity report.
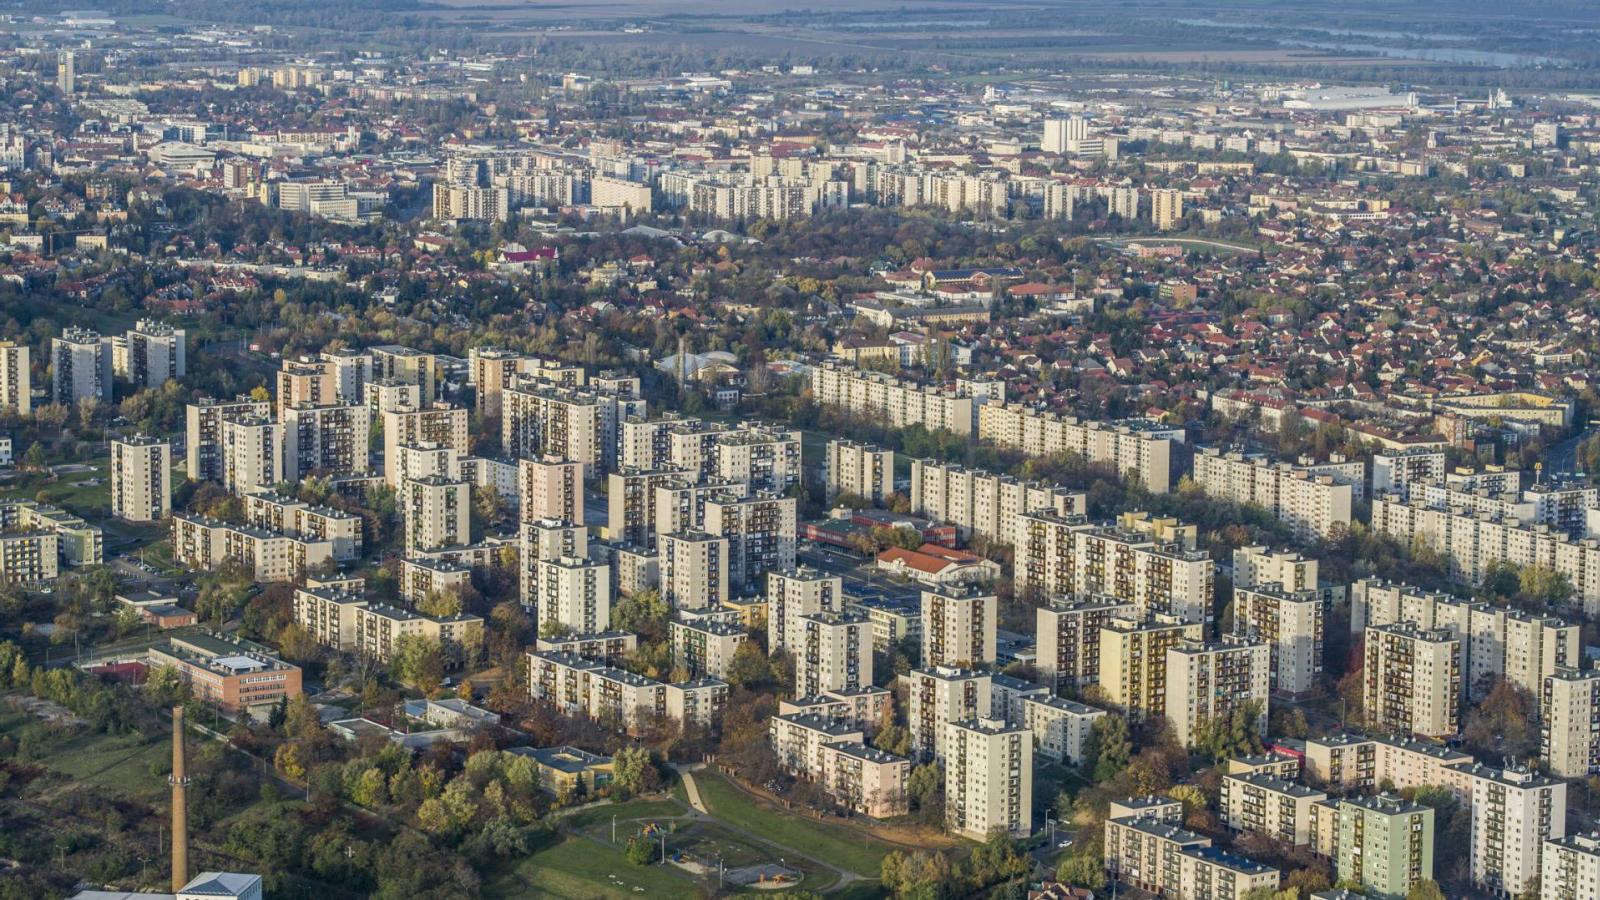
[383,404,469,488]
[1193,447,1354,541]
[1099,613,1206,722]
[1165,639,1270,749]
[659,531,729,610]
[170,513,332,582]
[401,475,471,552]
[795,611,873,697]
[1541,670,1600,779]
[768,567,845,653]
[975,405,1180,493]
[1021,696,1105,764]
[187,396,273,483]
[670,618,747,679]
[282,402,370,482]
[1542,832,1600,900]
[944,718,1032,840]
[1470,765,1567,898]
[519,457,584,524]
[823,440,894,504]
[520,518,588,609]
[1364,624,1461,738]
[809,362,976,437]
[906,666,992,764]
[110,435,171,523]
[1221,772,1327,846]
[703,491,796,591]
[220,417,280,496]
[535,556,611,634]
[1035,596,1136,690]
[52,327,112,405]
[0,341,31,415]
[907,457,1085,549]
[1372,448,1447,497]
[1016,511,1214,622]
[1231,584,1324,697]
[244,492,362,561]
[920,585,997,669]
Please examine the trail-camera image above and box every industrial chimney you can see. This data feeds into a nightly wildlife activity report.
[170,705,189,893]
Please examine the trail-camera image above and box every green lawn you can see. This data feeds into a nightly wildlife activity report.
[0,708,174,804]
[691,771,893,878]
[483,832,700,900]
[565,797,689,831]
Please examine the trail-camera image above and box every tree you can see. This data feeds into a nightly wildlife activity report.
[612,746,658,798]
[417,589,463,619]
[390,634,446,693]
[1055,853,1107,891]
[724,640,773,689]
[612,590,669,642]
[1085,715,1131,782]
[1406,881,1447,900]
[625,836,655,866]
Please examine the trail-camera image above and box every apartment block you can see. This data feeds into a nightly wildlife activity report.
[659,531,729,610]
[356,603,484,666]
[824,439,894,504]
[974,405,1180,493]
[1036,596,1136,690]
[906,666,992,764]
[1022,696,1105,763]
[276,357,336,416]
[1231,584,1324,697]
[383,404,469,488]
[1304,733,1474,800]
[1193,447,1354,541]
[469,347,585,420]
[670,618,748,679]
[1543,670,1600,778]
[944,718,1031,840]
[535,556,612,634]
[398,558,471,607]
[369,345,438,400]
[703,491,796,592]
[822,742,910,819]
[0,531,60,584]
[0,341,30,415]
[1016,510,1213,622]
[1372,448,1447,497]
[220,416,280,496]
[527,649,727,732]
[535,630,638,663]
[502,382,604,473]
[606,467,683,545]
[920,585,997,669]
[282,402,370,481]
[1470,765,1567,897]
[809,361,976,437]
[401,476,471,552]
[187,396,272,482]
[653,476,748,536]
[519,457,584,524]
[171,513,332,581]
[1165,638,1270,749]
[1098,613,1206,722]
[1221,772,1327,846]
[770,712,866,779]
[52,327,112,405]
[1363,623,1462,738]
[767,568,844,653]
[244,492,362,560]
[520,518,588,608]
[1542,832,1600,900]
[907,457,1085,549]
[1334,793,1434,899]
[149,633,301,714]
[0,500,102,568]
[1371,493,1600,617]
[795,611,872,697]
[114,319,186,389]
[713,426,802,493]
[110,435,171,523]
[294,583,369,651]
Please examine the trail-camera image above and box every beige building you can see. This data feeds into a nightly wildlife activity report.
[1221,772,1326,846]
[768,567,845,653]
[1231,584,1324,697]
[907,457,1085,549]
[519,457,583,525]
[703,491,797,591]
[1022,696,1105,764]
[1165,639,1270,749]
[401,476,471,552]
[0,341,30,415]
[383,404,469,488]
[0,531,60,584]
[1304,733,1474,800]
[920,585,997,669]
[795,611,872,697]
[975,405,1179,493]
[282,402,370,482]
[1542,669,1600,778]
[527,649,726,732]
[294,582,369,650]
[221,416,280,496]
[822,742,910,819]
[1364,623,1461,738]
[1150,187,1184,230]
[469,347,585,420]
[1036,596,1136,690]
[171,513,332,581]
[187,396,272,483]
[398,558,471,607]
[244,492,362,561]
[944,718,1032,840]
[502,382,603,474]
[670,618,748,679]
[356,602,483,666]
[1193,447,1354,541]
[906,666,992,764]
[606,468,682,545]
[521,519,589,608]
[809,361,976,437]
[659,531,730,610]
[1016,511,1213,623]
[535,556,612,635]
[1098,613,1206,722]
[110,435,171,523]
[770,712,866,778]
[713,426,802,493]
[823,440,894,504]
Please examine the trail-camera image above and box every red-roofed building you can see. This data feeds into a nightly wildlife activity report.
[875,544,1000,586]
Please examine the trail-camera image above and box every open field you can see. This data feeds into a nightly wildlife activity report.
[692,770,894,878]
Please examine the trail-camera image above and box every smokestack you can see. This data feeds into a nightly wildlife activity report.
[170,705,189,893]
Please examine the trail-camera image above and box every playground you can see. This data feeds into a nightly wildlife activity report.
[588,814,806,891]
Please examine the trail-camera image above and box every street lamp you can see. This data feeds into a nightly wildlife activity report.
[1045,807,1057,846]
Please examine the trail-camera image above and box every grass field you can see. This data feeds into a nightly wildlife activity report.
[483,831,701,900]
[692,771,893,878]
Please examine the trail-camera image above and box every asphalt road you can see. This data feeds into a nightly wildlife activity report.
[796,544,921,604]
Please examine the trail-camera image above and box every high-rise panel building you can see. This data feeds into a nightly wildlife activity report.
[111,435,171,523]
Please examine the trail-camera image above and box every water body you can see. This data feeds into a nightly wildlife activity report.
[1169,17,1567,67]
